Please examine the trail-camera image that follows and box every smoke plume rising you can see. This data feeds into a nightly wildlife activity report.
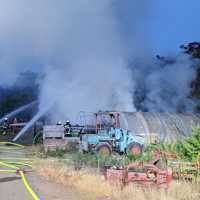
[0,0,198,123]
[132,55,197,112]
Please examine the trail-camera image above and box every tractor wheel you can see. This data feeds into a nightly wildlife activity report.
[95,143,112,156]
[127,142,143,155]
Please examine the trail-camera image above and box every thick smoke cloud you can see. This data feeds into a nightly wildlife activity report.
[0,0,139,121]
[0,0,198,123]
[132,55,197,112]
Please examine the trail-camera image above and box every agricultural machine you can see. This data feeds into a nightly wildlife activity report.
[104,148,199,187]
[105,162,172,188]
[103,149,178,188]
[148,149,200,182]
[167,152,200,181]
[104,149,174,187]
[80,111,145,156]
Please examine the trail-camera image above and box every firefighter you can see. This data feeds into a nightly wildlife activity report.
[64,120,71,136]
[2,117,9,135]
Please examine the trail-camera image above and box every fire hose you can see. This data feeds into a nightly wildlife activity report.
[0,142,40,200]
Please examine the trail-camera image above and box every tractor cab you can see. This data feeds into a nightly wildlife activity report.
[95,111,120,132]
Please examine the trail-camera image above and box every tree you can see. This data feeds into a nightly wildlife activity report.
[180,42,200,58]
[0,71,39,119]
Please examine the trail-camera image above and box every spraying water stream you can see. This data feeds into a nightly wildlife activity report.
[0,101,37,124]
[13,103,53,142]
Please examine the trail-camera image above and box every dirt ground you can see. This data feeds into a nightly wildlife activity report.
[30,173,82,200]
[0,172,81,200]
[0,172,30,200]
[0,146,81,200]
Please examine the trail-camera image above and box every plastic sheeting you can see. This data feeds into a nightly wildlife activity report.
[120,112,200,142]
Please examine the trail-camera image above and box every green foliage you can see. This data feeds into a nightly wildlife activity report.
[176,127,200,162]
[33,132,43,144]
[148,127,200,162]
[26,145,66,159]
[181,42,200,58]
[0,71,38,118]
[72,151,154,169]
[45,149,66,158]
[126,153,142,161]
[73,153,125,168]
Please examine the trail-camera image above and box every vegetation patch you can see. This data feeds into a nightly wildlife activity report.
[34,159,200,200]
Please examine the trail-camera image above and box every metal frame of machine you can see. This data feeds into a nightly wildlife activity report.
[80,111,145,155]
[105,162,172,188]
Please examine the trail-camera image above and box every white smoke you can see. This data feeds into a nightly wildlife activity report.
[0,0,139,121]
[0,0,198,123]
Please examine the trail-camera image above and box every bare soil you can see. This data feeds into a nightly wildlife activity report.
[0,172,81,200]
[0,173,30,200]
[0,144,80,200]
[29,173,81,200]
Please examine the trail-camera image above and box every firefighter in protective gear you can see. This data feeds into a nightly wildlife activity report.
[2,118,9,135]
[64,120,71,136]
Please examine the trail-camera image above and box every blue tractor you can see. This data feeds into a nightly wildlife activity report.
[79,111,145,156]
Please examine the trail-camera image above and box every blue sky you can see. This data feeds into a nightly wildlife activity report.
[150,0,200,54]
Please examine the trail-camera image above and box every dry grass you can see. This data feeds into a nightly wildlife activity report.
[34,160,200,200]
